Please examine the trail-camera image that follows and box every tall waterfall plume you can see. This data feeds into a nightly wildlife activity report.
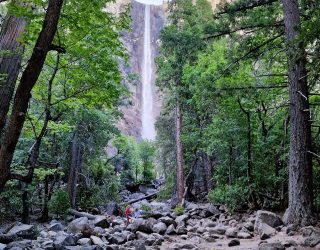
[141,4,156,140]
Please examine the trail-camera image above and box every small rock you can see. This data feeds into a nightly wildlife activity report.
[228,239,240,247]
[90,236,105,247]
[0,243,6,250]
[94,216,110,228]
[165,224,176,235]
[243,221,254,232]
[49,222,64,232]
[257,223,276,240]
[152,222,167,234]
[237,232,252,239]
[225,227,238,238]
[258,242,285,250]
[77,238,92,246]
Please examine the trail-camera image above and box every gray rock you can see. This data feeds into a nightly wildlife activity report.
[42,240,54,250]
[109,232,127,244]
[158,216,176,226]
[165,224,176,235]
[301,226,320,237]
[67,217,90,234]
[7,223,36,239]
[77,238,92,246]
[180,243,197,249]
[90,236,105,247]
[6,240,32,249]
[136,231,155,246]
[152,222,167,234]
[127,219,152,233]
[176,226,188,235]
[254,210,283,234]
[225,227,238,238]
[228,239,240,247]
[208,225,228,235]
[49,222,64,232]
[134,240,146,250]
[0,243,6,250]
[53,232,76,249]
[243,221,254,232]
[258,242,285,250]
[237,232,252,239]
[175,214,189,227]
[257,223,276,240]
[304,235,320,247]
[94,216,110,228]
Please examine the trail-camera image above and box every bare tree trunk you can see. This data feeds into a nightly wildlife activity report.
[21,182,30,224]
[282,0,314,226]
[176,101,185,203]
[0,7,26,134]
[0,0,64,192]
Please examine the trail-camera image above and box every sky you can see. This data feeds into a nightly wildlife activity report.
[134,0,166,5]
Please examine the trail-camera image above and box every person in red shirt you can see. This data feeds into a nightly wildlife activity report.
[125,205,132,226]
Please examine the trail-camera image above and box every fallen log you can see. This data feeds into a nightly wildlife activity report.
[126,191,159,205]
[68,209,97,220]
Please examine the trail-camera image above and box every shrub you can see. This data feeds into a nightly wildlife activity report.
[208,183,249,212]
[173,204,184,216]
[49,189,71,219]
[141,203,151,213]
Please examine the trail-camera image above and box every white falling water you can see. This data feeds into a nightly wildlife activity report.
[141,4,156,140]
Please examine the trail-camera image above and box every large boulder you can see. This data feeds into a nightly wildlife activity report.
[77,238,92,246]
[67,217,90,234]
[6,240,33,249]
[136,231,156,246]
[0,243,6,250]
[254,210,283,234]
[108,232,127,244]
[152,222,167,234]
[165,224,176,235]
[175,214,189,227]
[225,227,238,238]
[90,236,105,247]
[7,223,36,239]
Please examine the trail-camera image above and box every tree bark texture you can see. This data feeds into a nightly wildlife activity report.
[176,101,185,203]
[0,0,64,192]
[0,9,27,134]
[282,0,314,226]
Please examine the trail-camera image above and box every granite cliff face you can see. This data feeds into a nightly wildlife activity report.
[116,1,166,140]
[113,0,226,139]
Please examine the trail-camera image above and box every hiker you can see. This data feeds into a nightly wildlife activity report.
[125,205,132,226]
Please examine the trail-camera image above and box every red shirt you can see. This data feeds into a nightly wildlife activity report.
[125,207,131,217]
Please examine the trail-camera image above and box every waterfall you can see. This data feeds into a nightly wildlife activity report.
[141,4,156,140]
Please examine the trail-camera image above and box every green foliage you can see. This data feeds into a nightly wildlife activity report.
[49,189,71,219]
[173,204,184,216]
[141,203,151,213]
[0,181,21,222]
[208,184,249,212]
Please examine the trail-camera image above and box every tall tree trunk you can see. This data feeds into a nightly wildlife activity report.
[176,101,185,203]
[0,0,64,192]
[282,0,314,226]
[67,130,82,208]
[21,182,30,224]
[0,7,26,134]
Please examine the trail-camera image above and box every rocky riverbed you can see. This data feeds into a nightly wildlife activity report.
[0,198,320,250]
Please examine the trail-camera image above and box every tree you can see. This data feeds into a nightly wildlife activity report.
[0,2,27,133]
[282,0,314,226]
[0,0,64,192]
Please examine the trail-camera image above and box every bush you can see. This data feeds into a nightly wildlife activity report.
[0,181,21,222]
[141,203,151,213]
[173,204,184,215]
[208,183,249,212]
[49,189,71,219]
